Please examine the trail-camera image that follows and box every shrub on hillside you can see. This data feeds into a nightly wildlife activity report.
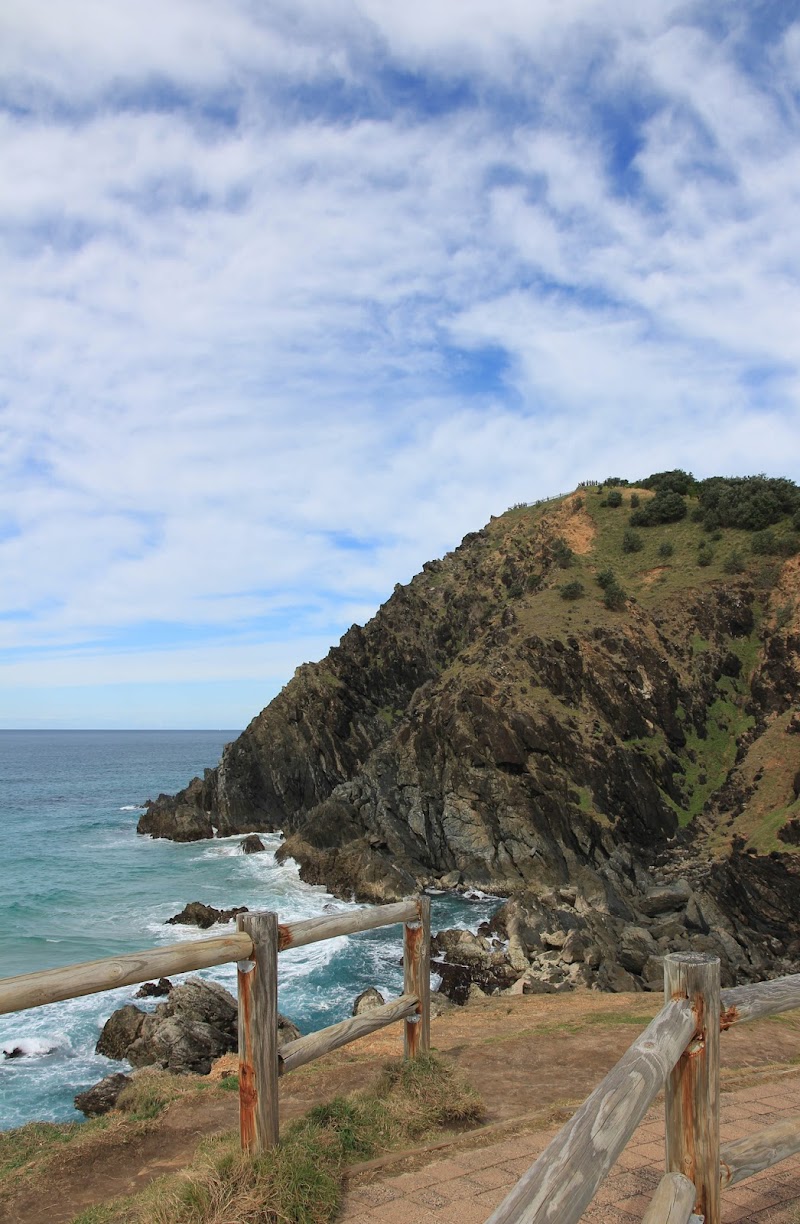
[697,475,800,531]
[658,541,674,558]
[698,545,714,567]
[630,493,640,508]
[560,580,585,601]
[596,567,616,589]
[603,582,627,610]
[630,490,687,527]
[640,469,696,495]
[723,550,746,574]
[603,490,623,508]
[551,538,574,568]
[622,529,643,553]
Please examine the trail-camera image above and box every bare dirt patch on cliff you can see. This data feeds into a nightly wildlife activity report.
[4,990,800,1223]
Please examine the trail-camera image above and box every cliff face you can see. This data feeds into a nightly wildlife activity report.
[139,486,800,964]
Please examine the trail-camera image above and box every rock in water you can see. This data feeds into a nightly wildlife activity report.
[96,1004,146,1060]
[166,901,249,929]
[96,979,302,1075]
[241,834,266,853]
[96,979,237,1075]
[74,1073,132,1117]
[135,977,173,998]
[352,987,385,1015]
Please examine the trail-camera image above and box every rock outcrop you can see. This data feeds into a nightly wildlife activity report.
[96,978,301,1075]
[137,481,800,979]
[74,1073,132,1117]
[166,902,248,929]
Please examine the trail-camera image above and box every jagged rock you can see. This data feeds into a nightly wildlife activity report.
[135,488,800,986]
[74,1073,132,1117]
[638,880,692,916]
[431,929,493,966]
[684,896,710,934]
[96,1004,146,1061]
[352,987,385,1015]
[278,1014,302,1044]
[437,871,463,888]
[616,925,660,974]
[135,978,173,998]
[166,902,248,929]
[596,963,642,993]
[97,979,237,1075]
[241,834,266,854]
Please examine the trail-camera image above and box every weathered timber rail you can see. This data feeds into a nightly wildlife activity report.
[486,953,800,1224]
[0,895,430,1154]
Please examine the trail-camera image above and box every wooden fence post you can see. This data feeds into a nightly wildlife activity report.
[403,895,430,1058]
[237,910,279,1153]
[664,952,720,1224]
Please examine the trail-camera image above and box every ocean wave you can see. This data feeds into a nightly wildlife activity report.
[118,805,144,812]
[3,1037,63,1059]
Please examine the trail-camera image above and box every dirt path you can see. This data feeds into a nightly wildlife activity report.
[4,991,800,1223]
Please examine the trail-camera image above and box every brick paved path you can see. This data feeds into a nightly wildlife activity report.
[340,1074,800,1224]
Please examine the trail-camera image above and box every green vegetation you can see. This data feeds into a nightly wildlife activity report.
[61,1056,483,1224]
[640,469,696,496]
[622,529,643,554]
[603,582,627,610]
[596,567,616,590]
[603,489,623,508]
[551,538,574,568]
[658,541,674,558]
[697,475,800,531]
[560,580,585,600]
[630,490,687,527]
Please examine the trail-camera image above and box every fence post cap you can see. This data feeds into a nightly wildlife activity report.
[663,951,720,966]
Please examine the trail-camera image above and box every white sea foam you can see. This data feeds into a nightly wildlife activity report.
[2,1037,62,1058]
[119,805,144,812]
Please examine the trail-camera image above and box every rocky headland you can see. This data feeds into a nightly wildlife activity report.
[138,474,800,992]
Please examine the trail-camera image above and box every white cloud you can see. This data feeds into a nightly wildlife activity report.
[1,2,799,724]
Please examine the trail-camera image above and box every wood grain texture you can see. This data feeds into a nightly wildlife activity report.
[277,900,418,951]
[664,953,721,1224]
[720,1116,800,1187]
[484,998,695,1224]
[0,932,253,1016]
[237,911,279,1153]
[404,896,430,1058]
[279,993,419,1074]
[720,974,800,1028]
[641,1173,696,1224]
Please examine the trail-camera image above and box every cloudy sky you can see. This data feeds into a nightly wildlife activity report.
[1,2,799,728]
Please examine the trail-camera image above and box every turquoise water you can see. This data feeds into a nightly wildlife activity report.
[0,731,498,1129]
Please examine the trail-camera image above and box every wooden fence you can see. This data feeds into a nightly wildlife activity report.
[0,896,431,1154]
[486,951,800,1224]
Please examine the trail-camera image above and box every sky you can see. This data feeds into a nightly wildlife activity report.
[1,1,799,729]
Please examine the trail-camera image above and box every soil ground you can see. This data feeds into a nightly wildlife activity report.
[4,990,800,1224]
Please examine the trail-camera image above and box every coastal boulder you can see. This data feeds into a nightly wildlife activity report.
[166,902,249,929]
[352,987,385,1015]
[241,835,266,854]
[96,1004,146,1061]
[74,1073,132,1117]
[96,979,302,1075]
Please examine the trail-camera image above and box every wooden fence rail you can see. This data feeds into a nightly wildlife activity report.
[0,895,431,1155]
[487,953,800,1224]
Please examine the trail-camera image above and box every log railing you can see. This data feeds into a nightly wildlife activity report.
[0,895,431,1155]
[486,953,800,1224]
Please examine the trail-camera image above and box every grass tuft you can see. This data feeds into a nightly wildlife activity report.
[67,1054,483,1224]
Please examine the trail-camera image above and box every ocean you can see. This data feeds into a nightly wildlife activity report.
[0,730,499,1130]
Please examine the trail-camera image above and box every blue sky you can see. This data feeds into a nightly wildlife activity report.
[1,1,799,729]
